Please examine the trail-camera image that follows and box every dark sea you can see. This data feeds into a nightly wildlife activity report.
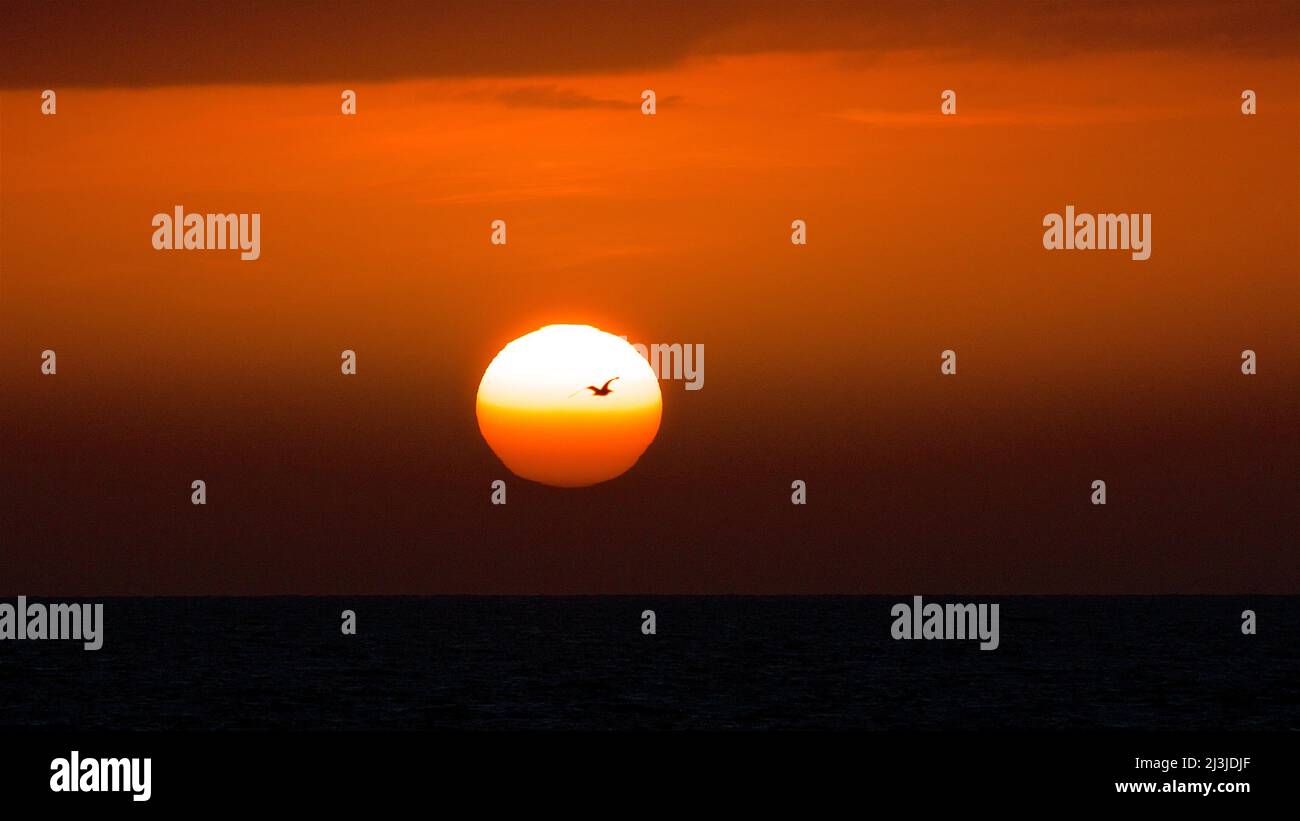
[1,596,1296,731]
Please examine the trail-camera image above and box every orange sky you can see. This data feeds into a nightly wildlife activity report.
[1,2,1297,594]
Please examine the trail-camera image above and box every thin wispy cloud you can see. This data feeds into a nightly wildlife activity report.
[832,103,1199,128]
[490,85,626,110]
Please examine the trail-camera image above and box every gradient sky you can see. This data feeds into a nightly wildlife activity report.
[1,1,1297,595]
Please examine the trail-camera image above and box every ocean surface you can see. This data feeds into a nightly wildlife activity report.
[1,596,1296,731]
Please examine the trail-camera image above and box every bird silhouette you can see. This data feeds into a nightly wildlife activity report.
[570,377,619,397]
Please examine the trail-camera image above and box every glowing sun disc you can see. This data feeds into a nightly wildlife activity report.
[476,324,662,487]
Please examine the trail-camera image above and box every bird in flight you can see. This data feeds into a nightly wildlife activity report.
[570,377,619,397]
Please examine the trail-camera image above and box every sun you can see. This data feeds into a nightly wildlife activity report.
[476,324,662,487]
